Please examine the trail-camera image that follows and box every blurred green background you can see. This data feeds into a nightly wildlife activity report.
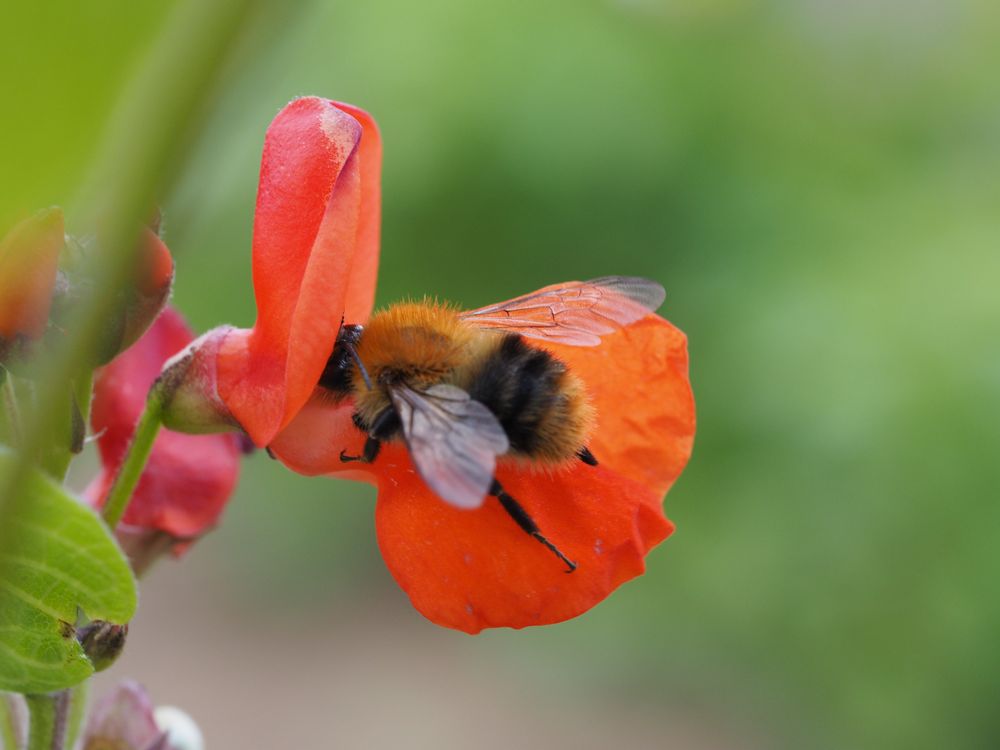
[4,0,999,747]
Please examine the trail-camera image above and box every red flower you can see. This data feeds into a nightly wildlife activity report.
[167,97,694,632]
[87,306,242,570]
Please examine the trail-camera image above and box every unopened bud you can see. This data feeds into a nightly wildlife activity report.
[72,607,128,672]
[50,224,175,365]
[117,227,175,359]
[0,207,64,366]
[157,327,241,434]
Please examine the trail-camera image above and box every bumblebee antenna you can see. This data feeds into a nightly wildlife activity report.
[345,343,373,391]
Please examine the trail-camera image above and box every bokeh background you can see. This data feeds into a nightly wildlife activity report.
[4,0,1000,747]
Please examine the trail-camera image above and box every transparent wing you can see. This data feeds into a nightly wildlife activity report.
[459,276,665,346]
[389,383,510,509]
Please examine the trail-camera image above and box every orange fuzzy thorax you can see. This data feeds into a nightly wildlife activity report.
[352,301,489,423]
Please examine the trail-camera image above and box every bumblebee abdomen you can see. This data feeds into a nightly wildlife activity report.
[466,334,593,464]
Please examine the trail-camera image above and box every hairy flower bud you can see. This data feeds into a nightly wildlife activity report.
[157,327,241,435]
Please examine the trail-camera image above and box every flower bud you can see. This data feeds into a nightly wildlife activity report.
[82,681,196,750]
[74,608,129,672]
[0,207,64,366]
[157,327,242,434]
[119,227,175,356]
[50,224,175,366]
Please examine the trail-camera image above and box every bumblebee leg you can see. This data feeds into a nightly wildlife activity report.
[340,408,396,464]
[339,436,381,464]
[577,446,598,466]
[490,479,577,573]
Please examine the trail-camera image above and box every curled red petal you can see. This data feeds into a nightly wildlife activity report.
[374,449,672,633]
[217,98,381,445]
[90,307,241,540]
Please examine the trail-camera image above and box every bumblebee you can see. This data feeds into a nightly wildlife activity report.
[318,276,665,571]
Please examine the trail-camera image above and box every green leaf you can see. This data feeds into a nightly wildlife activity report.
[0,448,136,693]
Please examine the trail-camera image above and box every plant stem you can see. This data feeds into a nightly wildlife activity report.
[101,389,164,530]
[42,369,96,481]
[73,370,94,432]
[64,684,88,750]
[25,691,69,750]
[0,694,24,750]
[38,390,74,482]
[1,374,23,450]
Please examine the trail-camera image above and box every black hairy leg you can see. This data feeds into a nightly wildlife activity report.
[340,407,399,464]
[490,479,577,573]
[577,446,598,466]
[339,436,381,464]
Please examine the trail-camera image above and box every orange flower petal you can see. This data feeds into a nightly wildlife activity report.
[373,448,672,633]
[541,315,695,497]
[216,98,381,445]
[267,393,370,479]
[0,207,63,342]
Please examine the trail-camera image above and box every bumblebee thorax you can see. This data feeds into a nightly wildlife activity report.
[354,301,475,393]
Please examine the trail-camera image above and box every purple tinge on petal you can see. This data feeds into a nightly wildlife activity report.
[82,681,166,750]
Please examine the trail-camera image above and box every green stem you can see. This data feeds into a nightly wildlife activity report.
[1,375,23,450]
[25,692,68,750]
[101,389,164,530]
[0,694,23,750]
[73,370,94,431]
[38,391,74,482]
[34,368,95,484]
[64,684,88,750]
